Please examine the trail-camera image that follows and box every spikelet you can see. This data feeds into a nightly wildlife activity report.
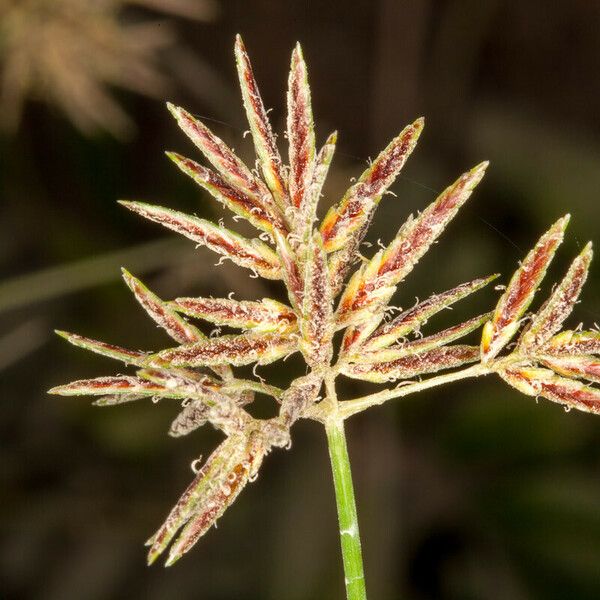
[287,43,316,212]
[55,330,150,366]
[50,376,169,397]
[481,215,569,361]
[299,232,333,366]
[342,346,480,383]
[539,355,600,384]
[297,131,337,247]
[122,269,201,344]
[499,367,600,415]
[273,229,305,309]
[146,430,268,566]
[360,275,498,351]
[166,152,287,235]
[321,119,423,253]
[235,35,288,210]
[154,332,298,367]
[543,330,600,356]
[518,242,592,352]
[119,201,282,279]
[347,313,491,365]
[171,296,297,332]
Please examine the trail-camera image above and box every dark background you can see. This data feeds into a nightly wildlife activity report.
[2,1,600,598]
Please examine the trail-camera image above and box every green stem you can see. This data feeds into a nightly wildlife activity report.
[340,363,491,419]
[326,416,368,600]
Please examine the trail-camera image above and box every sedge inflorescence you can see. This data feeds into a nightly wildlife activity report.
[50,36,599,568]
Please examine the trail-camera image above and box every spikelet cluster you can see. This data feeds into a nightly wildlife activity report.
[50,36,598,565]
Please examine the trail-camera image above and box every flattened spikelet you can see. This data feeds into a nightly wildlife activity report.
[122,269,202,344]
[348,313,491,364]
[287,43,316,211]
[55,330,149,366]
[171,296,297,332]
[50,375,173,397]
[540,355,600,384]
[321,119,423,254]
[120,201,282,279]
[499,366,600,415]
[235,35,288,209]
[166,103,274,209]
[481,215,569,361]
[147,432,266,565]
[273,229,305,309]
[342,345,480,383]
[543,330,600,356]
[519,242,592,351]
[300,232,333,366]
[361,275,498,351]
[154,332,298,367]
[166,151,286,234]
[297,131,337,243]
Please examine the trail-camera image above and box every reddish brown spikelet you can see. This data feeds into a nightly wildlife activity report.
[300,232,333,366]
[166,152,287,235]
[287,43,316,211]
[235,35,288,209]
[55,330,149,366]
[519,242,593,351]
[297,131,337,242]
[320,118,423,253]
[171,296,297,332]
[166,103,274,209]
[499,366,600,415]
[119,201,282,279]
[122,269,201,344]
[342,345,480,383]
[359,275,498,350]
[49,372,224,400]
[155,332,297,367]
[273,229,305,309]
[543,330,600,356]
[147,431,267,565]
[481,215,570,361]
[540,355,600,384]
[49,376,167,397]
[350,313,491,364]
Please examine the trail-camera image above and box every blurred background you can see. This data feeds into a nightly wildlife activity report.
[1,1,600,598]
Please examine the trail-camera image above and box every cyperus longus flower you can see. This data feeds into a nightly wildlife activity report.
[50,35,598,596]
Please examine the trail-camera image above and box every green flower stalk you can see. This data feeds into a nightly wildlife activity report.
[50,36,599,599]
